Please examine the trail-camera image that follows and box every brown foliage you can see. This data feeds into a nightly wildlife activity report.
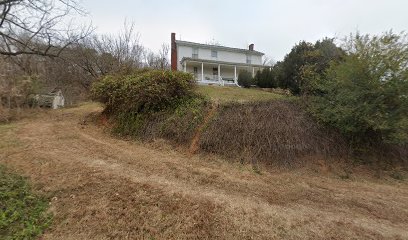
[0,104,11,123]
[199,100,349,166]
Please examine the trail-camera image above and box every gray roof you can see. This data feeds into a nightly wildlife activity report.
[39,87,62,96]
[175,40,265,56]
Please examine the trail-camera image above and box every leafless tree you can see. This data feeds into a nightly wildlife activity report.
[144,43,170,69]
[158,43,170,69]
[0,0,92,57]
[68,21,145,78]
[205,38,221,46]
[144,50,157,69]
[262,55,275,66]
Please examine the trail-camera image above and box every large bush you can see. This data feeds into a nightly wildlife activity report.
[238,70,253,88]
[91,70,196,114]
[274,39,344,95]
[254,68,277,88]
[91,70,209,141]
[308,31,408,145]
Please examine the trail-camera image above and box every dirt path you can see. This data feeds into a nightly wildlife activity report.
[1,103,408,239]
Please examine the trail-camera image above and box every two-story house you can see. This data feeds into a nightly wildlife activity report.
[171,33,266,86]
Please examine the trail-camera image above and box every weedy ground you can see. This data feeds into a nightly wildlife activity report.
[0,102,407,239]
[0,132,52,240]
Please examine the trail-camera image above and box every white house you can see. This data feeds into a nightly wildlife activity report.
[171,33,266,86]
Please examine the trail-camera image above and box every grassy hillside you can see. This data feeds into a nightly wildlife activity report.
[197,85,286,102]
[1,103,407,239]
[93,71,407,167]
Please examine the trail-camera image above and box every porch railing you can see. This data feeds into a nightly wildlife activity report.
[194,74,238,86]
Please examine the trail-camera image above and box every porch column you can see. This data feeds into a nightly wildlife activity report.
[234,65,237,83]
[201,62,204,81]
[184,62,187,72]
[252,67,255,77]
[218,64,221,81]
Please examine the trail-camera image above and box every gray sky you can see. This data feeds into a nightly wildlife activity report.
[81,0,408,61]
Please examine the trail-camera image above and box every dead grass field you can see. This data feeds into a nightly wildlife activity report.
[1,103,408,239]
[197,85,286,102]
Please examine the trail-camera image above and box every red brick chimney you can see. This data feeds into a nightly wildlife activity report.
[249,43,254,51]
[171,33,177,71]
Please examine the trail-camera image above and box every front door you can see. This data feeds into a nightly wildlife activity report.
[193,67,198,80]
[212,67,218,80]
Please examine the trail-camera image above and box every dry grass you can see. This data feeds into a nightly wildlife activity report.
[0,106,26,123]
[197,85,287,103]
[199,100,349,166]
[1,103,408,239]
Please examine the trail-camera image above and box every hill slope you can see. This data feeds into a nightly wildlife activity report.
[0,103,408,239]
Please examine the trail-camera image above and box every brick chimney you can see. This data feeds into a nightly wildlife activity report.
[249,43,254,51]
[171,33,177,71]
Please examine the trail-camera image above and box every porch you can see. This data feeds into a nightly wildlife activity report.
[181,58,266,86]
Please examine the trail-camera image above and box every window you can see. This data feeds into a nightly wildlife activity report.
[192,48,198,59]
[211,50,218,58]
[246,54,252,64]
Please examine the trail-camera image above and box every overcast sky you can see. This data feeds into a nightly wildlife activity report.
[81,0,408,61]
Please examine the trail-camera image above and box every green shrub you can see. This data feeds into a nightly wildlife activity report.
[0,165,52,239]
[308,31,408,145]
[160,96,209,142]
[107,93,209,142]
[91,69,209,142]
[238,70,253,88]
[255,68,277,88]
[91,70,196,115]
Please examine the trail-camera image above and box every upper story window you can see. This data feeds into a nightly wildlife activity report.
[192,48,198,59]
[246,54,252,64]
[211,50,218,58]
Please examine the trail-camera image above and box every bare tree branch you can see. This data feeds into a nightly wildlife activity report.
[0,0,92,57]
[66,21,145,77]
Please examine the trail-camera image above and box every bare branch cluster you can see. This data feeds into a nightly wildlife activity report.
[68,22,170,78]
[144,43,170,70]
[68,22,146,77]
[0,0,92,57]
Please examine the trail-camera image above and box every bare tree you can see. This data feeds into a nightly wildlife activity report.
[68,21,145,78]
[144,49,157,69]
[0,0,92,57]
[158,43,170,69]
[144,43,170,69]
[205,38,221,46]
[262,55,275,66]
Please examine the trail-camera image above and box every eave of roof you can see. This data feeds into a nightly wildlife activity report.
[175,40,265,56]
[181,57,267,68]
